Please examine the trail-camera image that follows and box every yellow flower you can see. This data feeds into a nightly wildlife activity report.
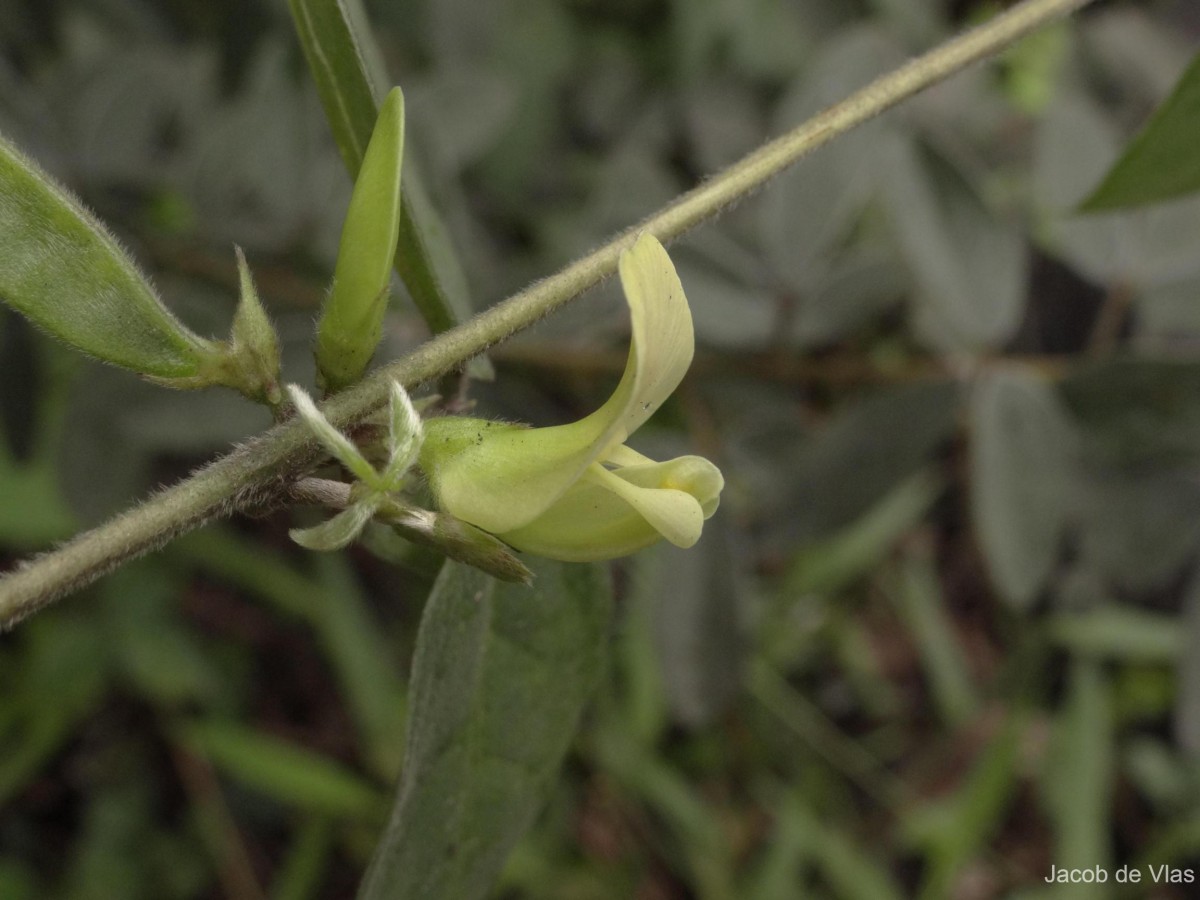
[420,233,723,562]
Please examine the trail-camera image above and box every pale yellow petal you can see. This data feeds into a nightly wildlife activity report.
[587,464,705,548]
[581,232,695,453]
[616,455,724,519]
[495,472,677,561]
[603,444,656,467]
[420,233,695,533]
[497,455,724,561]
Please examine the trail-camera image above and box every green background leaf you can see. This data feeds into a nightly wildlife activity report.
[358,559,612,900]
[179,720,385,820]
[969,370,1076,609]
[287,0,481,345]
[1083,50,1200,210]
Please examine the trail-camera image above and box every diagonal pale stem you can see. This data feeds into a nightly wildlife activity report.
[0,0,1097,628]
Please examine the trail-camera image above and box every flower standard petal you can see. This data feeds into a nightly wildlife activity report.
[421,233,694,533]
[587,231,696,444]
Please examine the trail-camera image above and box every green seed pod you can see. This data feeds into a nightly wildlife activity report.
[0,133,219,378]
[315,87,405,393]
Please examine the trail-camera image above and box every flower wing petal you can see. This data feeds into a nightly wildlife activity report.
[498,455,723,561]
[616,455,724,519]
[496,473,681,561]
[588,465,705,548]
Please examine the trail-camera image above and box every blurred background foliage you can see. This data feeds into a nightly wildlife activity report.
[2,0,1200,897]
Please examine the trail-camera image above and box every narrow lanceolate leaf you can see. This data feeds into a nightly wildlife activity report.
[1083,50,1200,211]
[286,0,386,175]
[1042,662,1113,877]
[316,87,405,393]
[287,0,483,351]
[0,134,217,377]
[357,559,612,900]
[178,720,385,820]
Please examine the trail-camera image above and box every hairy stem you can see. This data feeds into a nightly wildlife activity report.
[0,0,1097,628]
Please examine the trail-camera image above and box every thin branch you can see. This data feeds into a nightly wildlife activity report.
[289,477,353,508]
[0,0,1098,628]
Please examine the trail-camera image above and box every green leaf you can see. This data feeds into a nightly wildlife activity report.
[0,622,108,808]
[1074,469,1200,595]
[754,796,904,900]
[1082,51,1200,211]
[287,0,483,351]
[316,87,405,392]
[904,720,1022,899]
[779,380,959,542]
[286,0,385,174]
[1178,572,1200,755]
[178,720,385,820]
[102,562,222,708]
[1047,607,1184,663]
[786,470,942,597]
[969,370,1075,609]
[759,28,904,290]
[0,134,218,378]
[173,530,408,780]
[883,136,1027,352]
[357,558,612,900]
[1060,358,1200,466]
[891,545,979,727]
[1041,662,1113,889]
[271,817,334,900]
